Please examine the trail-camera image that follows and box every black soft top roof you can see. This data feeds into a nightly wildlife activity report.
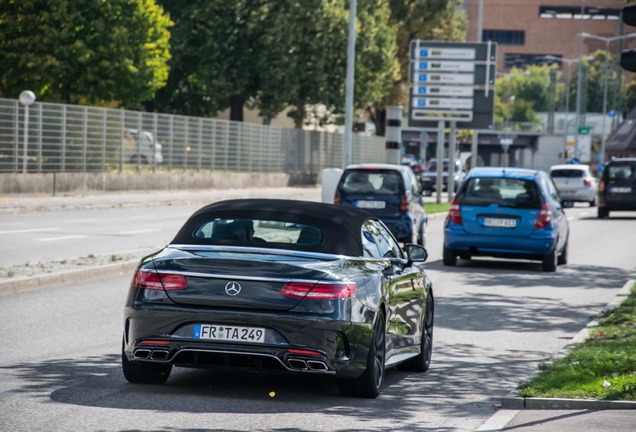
[171,198,379,256]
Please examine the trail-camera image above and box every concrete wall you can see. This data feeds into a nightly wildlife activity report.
[0,172,318,195]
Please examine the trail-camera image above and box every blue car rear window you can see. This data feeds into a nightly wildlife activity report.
[459,177,541,209]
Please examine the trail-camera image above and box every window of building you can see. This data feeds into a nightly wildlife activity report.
[482,30,525,46]
[504,53,549,69]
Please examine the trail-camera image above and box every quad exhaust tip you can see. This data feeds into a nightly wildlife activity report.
[133,348,169,361]
[287,358,328,371]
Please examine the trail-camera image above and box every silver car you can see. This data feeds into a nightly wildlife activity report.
[550,164,598,207]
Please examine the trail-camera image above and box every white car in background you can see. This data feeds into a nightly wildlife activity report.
[123,129,163,165]
[550,164,598,207]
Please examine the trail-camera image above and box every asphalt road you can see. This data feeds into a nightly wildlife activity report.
[0,192,635,431]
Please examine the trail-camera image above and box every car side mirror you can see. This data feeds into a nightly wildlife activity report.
[404,244,428,263]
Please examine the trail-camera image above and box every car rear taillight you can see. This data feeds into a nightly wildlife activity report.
[334,190,341,205]
[599,178,606,192]
[449,198,463,225]
[534,203,553,229]
[280,282,357,300]
[583,178,592,187]
[134,270,188,290]
[400,193,409,212]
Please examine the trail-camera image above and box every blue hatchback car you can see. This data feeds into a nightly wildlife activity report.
[443,167,569,272]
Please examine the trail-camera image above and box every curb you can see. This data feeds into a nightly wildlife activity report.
[0,260,139,296]
[500,279,636,410]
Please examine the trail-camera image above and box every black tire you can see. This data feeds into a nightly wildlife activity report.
[397,293,434,372]
[542,248,557,272]
[557,239,568,265]
[597,207,609,219]
[129,155,148,165]
[337,310,386,398]
[589,197,597,207]
[122,340,172,384]
[443,245,457,266]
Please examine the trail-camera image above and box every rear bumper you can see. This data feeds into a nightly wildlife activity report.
[123,307,372,379]
[444,225,557,259]
[598,196,636,210]
[558,189,596,202]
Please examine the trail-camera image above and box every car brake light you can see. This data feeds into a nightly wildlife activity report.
[139,339,171,345]
[400,193,409,212]
[334,190,341,205]
[134,270,188,290]
[288,348,323,356]
[583,178,592,187]
[449,198,463,225]
[280,282,357,300]
[534,203,553,229]
[599,178,606,192]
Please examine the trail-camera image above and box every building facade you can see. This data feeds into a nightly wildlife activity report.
[464,0,636,72]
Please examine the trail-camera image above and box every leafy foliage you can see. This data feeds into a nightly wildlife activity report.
[0,0,172,106]
[519,283,636,400]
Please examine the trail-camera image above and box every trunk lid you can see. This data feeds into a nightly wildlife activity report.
[152,249,338,311]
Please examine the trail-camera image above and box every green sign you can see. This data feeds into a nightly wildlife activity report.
[578,125,593,134]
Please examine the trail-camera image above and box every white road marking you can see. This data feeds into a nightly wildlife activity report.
[37,235,88,242]
[117,228,162,235]
[62,219,98,223]
[0,228,60,234]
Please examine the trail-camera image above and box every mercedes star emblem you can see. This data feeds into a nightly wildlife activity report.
[224,281,242,296]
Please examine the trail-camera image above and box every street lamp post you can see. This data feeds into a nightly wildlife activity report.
[19,90,36,174]
[543,55,594,159]
[579,32,636,164]
[574,0,586,161]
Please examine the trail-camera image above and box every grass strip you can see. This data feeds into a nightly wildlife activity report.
[424,202,450,214]
[519,283,636,400]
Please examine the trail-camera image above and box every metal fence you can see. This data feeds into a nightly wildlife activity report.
[0,98,385,174]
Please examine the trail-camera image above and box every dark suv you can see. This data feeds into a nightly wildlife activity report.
[334,164,428,246]
[597,158,636,218]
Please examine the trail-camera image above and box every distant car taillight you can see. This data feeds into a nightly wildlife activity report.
[134,270,188,290]
[583,178,592,187]
[534,203,553,229]
[449,198,463,225]
[280,282,357,300]
[334,190,341,205]
[400,193,409,212]
[599,178,606,192]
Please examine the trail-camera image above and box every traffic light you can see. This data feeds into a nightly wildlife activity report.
[622,4,636,72]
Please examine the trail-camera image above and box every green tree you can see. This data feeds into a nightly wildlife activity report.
[367,0,467,135]
[0,0,172,106]
[153,0,398,129]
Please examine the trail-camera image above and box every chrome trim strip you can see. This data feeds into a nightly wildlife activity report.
[168,244,350,261]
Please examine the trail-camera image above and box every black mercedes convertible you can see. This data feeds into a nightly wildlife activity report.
[122,198,434,398]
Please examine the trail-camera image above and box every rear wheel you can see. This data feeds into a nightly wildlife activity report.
[443,245,457,266]
[122,339,172,384]
[597,207,609,219]
[589,197,597,207]
[397,294,434,372]
[337,310,386,398]
[542,248,557,272]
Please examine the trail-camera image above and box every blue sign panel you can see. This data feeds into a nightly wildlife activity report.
[569,157,581,165]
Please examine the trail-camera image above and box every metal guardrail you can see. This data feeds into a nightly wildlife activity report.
[0,98,385,174]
